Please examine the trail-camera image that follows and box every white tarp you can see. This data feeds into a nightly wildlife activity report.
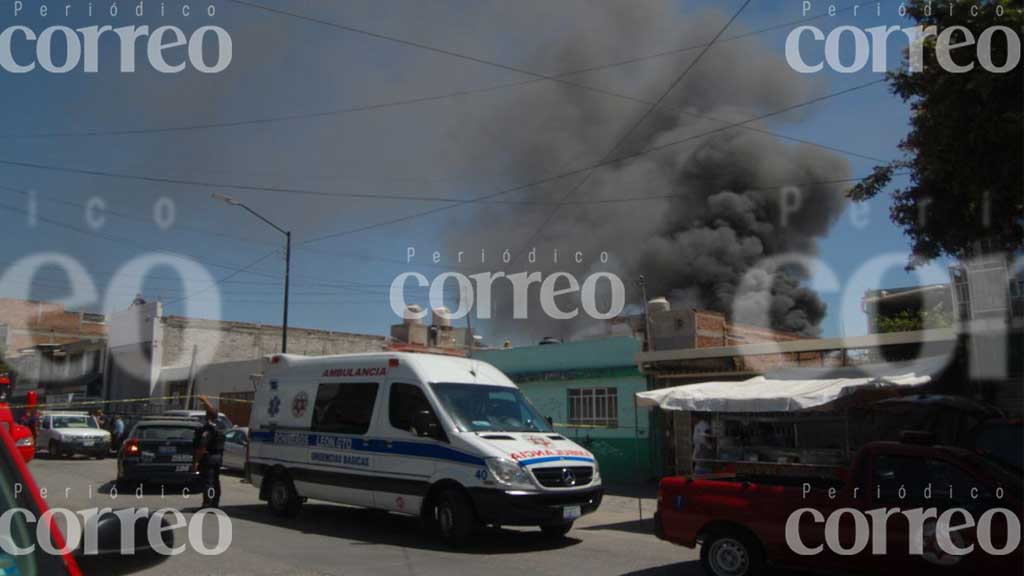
[635,359,943,413]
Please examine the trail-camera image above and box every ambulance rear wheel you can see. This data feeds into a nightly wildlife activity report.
[268,473,302,518]
[435,488,475,548]
[540,521,573,538]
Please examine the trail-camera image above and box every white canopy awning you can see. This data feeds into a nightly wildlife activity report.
[635,358,946,413]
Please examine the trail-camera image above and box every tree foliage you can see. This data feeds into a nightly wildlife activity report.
[876,308,954,333]
[849,0,1023,264]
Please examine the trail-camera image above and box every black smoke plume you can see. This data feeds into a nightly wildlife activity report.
[440,3,850,343]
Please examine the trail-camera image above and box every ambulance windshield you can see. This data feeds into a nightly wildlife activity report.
[430,383,553,433]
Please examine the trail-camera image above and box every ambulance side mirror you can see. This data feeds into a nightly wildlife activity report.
[413,410,442,440]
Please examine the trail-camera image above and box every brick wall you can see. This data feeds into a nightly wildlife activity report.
[689,309,808,349]
[159,316,387,368]
[0,298,107,355]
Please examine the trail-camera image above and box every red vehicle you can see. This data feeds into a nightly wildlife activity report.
[0,406,36,462]
[655,439,1023,576]
[0,421,172,575]
[0,375,34,461]
[0,423,82,575]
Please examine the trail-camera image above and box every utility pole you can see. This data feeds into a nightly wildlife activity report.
[212,194,291,354]
[282,231,291,354]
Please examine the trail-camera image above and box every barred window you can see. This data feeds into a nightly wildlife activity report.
[567,387,618,427]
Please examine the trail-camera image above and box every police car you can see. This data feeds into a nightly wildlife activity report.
[248,352,603,546]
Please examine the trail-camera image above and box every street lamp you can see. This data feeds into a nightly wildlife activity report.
[212,193,292,353]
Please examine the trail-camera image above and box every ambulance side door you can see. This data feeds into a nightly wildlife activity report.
[371,381,440,514]
[303,380,380,508]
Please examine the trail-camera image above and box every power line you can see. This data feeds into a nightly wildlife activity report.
[300,22,888,247]
[0,159,478,204]
[0,199,394,296]
[0,2,882,167]
[0,2,873,142]
[0,180,483,276]
[510,0,755,263]
[225,0,655,109]
[162,250,282,305]
[615,80,886,165]
[0,102,885,206]
[558,173,911,205]
[3,275,404,309]
[0,184,280,247]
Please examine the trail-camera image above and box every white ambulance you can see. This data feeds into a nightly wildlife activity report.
[248,352,602,546]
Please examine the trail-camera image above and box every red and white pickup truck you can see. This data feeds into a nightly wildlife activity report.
[655,440,1022,576]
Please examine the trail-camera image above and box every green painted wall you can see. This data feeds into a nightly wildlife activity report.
[475,338,656,483]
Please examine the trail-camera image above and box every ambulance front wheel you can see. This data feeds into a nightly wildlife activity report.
[268,473,302,518]
[435,488,476,548]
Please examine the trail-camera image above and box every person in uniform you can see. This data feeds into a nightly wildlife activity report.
[192,397,223,508]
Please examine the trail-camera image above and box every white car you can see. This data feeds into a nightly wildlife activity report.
[222,427,249,473]
[38,412,111,459]
[162,410,234,432]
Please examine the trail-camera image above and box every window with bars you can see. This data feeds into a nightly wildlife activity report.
[567,387,618,427]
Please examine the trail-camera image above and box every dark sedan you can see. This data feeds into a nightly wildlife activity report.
[116,418,201,488]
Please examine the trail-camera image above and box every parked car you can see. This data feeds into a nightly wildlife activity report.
[37,411,110,459]
[161,409,233,431]
[969,418,1023,473]
[222,426,249,473]
[655,437,1022,576]
[117,418,202,488]
[0,422,172,575]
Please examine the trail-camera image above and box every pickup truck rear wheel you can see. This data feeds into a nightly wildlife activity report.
[700,530,763,576]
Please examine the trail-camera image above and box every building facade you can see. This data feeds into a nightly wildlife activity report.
[0,298,107,358]
[105,300,388,417]
[475,337,656,484]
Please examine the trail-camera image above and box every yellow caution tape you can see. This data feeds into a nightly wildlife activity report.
[8,395,254,411]
[10,398,630,431]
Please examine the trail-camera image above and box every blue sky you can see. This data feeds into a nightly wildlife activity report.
[0,0,953,342]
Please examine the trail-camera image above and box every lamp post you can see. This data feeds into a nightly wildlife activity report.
[212,193,291,353]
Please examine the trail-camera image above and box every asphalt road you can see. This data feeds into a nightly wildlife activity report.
[23,456,701,576]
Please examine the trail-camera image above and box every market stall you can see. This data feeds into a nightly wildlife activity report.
[635,359,945,477]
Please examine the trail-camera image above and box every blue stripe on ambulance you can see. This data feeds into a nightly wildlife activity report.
[250,430,485,466]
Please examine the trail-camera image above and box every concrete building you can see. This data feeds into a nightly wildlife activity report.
[7,340,108,409]
[648,306,809,351]
[158,359,263,426]
[388,305,472,355]
[474,337,655,484]
[0,298,107,358]
[105,300,388,418]
[862,284,955,334]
